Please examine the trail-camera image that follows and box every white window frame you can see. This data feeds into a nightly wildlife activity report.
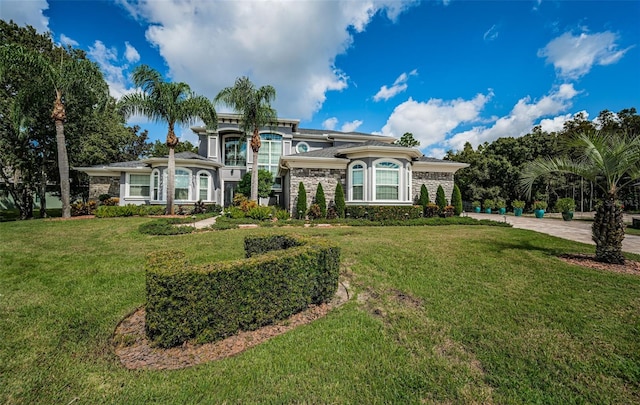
[406,163,412,203]
[126,173,151,198]
[373,158,402,202]
[257,133,283,190]
[151,169,161,201]
[348,161,367,202]
[163,168,193,202]
[196,170,212,202]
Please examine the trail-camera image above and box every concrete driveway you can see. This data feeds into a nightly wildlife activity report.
[466,212,640,255]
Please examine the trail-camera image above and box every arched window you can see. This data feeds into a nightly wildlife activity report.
[152,169,161,201]
[349,162,366,201]
[197,171,211,201]
[374,160,400,200]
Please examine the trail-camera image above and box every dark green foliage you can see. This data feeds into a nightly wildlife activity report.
[436,185,447,210]
[145,235,340,347]
[307,204,322,220]
[246,206,273,220]
[451,184,463,215]
[418,184,430,215]
[95,204,164,218]
[334,182,345,218]
[237,169,274,199]
[148,139,198,157]
[395,132,420,147]
[346,205,423,220]
[315,183,327,218]
[425,203,439,218]
[296,182,307,219]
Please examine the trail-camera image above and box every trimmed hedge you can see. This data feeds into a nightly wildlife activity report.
[346,205,423,220]
[145,235,340,348]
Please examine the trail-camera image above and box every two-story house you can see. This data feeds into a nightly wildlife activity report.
[76,114,468,213]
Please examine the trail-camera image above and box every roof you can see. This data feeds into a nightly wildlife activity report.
[291,140,419,159]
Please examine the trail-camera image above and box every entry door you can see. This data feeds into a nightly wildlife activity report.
[224,182,237,207]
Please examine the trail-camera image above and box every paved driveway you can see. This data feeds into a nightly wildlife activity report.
[467,212,640,255]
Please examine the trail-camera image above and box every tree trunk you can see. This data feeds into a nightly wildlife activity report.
[250,128,261,202]
[52,90,70,218]
[166,124,178,215]
[592,194,625,264]
[39,169,47,218]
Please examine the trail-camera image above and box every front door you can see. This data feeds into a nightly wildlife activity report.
[224,182,237,207]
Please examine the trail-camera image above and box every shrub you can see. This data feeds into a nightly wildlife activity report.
[326,205,338,220]
[346,205,423,221]
[296,182,307,219]
[555,197,576,213]
[451,184,463,215]
[483,199,495,210]
[246,206,274,220]
[102,197,119,206]
[533,200,548,210]
[225,206,246,219]
[71,200,97,216]
[436,185,447,210]
[274,209,290,220]
[472,200,481,208]
[145,235,340,347]
[512,200,526,209]
[98,194,111,203]
[237,169,274,199]
[334,182,345,218]
[94,204,164,218]
[425,203,439,218]
[441,205,455,217]
[307,203,322,220]
[418,184,430,215]
[495,198,506,209]
[315,183,327,218]
[205,203,223,214]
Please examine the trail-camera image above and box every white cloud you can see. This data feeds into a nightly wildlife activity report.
[124,42,140,63]
[0,0,49,32]
[538,30,632,79]
[538,113,573,133]
[373,69,418,102]
[445,84,580,151]
[341,120,363,133]
[381,91,493,147]
[119,0,418,119]
[60,34,79,47]
[323,117,339,131]
[483,24,499,41]
[87,40,139,99]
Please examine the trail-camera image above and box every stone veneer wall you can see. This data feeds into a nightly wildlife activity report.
[288,168,346,215]
[411,172,454,204]
[89,176,120,200]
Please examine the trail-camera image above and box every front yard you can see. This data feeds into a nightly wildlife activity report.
[1,218,638,403]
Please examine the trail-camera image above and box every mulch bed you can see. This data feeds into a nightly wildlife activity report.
[112,282,350,370]
[558,254,640,276]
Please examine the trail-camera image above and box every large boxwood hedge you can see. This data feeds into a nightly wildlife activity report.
[145,235,340,348]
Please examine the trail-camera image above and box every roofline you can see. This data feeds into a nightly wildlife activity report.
[142,156,223,169]
[412,161,469,172]
[328,133,395,143]
[280,156,348,170]
[336,145,422,159]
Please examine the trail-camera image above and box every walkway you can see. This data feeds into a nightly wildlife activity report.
[466,212,640,255]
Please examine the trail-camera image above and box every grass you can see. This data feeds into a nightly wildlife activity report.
[1,217,639,403]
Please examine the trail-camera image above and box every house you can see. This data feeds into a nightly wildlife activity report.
[75,114,468,213]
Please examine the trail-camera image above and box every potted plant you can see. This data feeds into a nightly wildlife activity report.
[555,197,576,221]
[533,200,547,218]
[472,200,481,213]
[483,199,494,214]
[496,198,507,215]
[512,200,525,217]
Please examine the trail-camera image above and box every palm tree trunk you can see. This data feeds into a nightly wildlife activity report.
[52,90,70,218]
[592,194,625,264]
[250,128,261,202]
[166,124,178,215]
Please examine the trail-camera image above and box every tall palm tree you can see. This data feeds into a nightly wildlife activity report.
[215,77,276,202]
[0,44,108,217]
[118,65,217,215]
[520,130,640,264]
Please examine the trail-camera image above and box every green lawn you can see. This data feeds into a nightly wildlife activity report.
[1,218,639,404]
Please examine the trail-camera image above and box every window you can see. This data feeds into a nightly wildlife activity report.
[406,164,412,202]
[224,136,246,166]
[197,171,211,201]
[128,174,150,197]
[174,169,191,200]
[350,163,365,201]
[257,133,282,188]
[296,142,309,153]
[375,161,400,200]
[152,170,161,200]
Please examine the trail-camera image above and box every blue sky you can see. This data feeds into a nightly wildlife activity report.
[2,0,638,157]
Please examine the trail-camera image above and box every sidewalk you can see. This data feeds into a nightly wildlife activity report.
[466,212,640,255]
